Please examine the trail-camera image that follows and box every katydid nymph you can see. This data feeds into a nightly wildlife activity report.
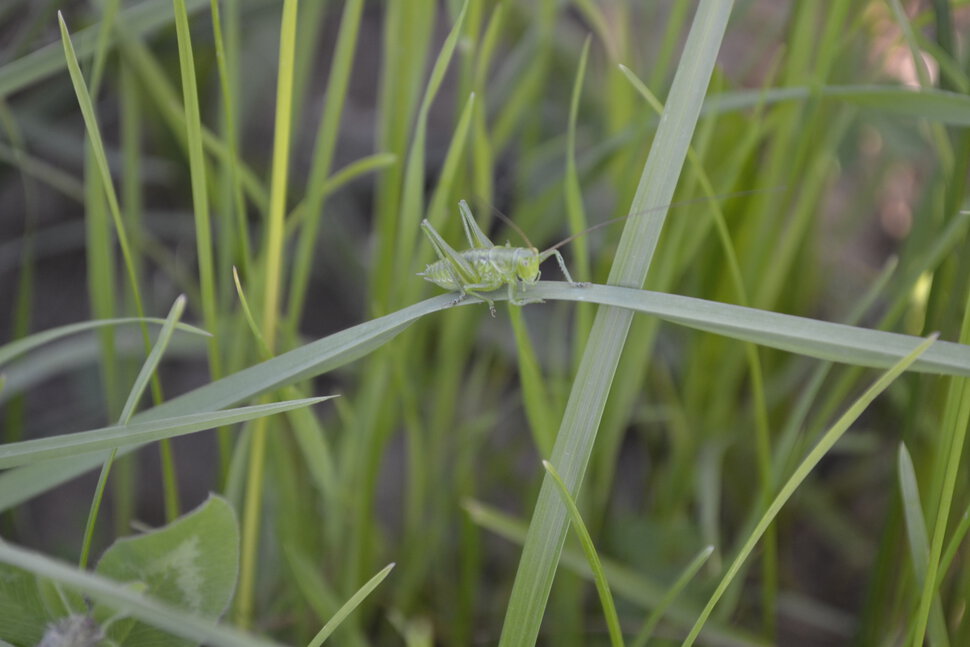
[419,190,781,315]
[418,200,585,316]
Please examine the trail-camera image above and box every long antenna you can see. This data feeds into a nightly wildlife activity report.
[542,186,787,254]
[490,207,535,249]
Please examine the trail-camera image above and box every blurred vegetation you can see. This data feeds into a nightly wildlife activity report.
[1,1,970,645]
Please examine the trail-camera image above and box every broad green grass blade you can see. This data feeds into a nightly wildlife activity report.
[306,563,395,647]
[897,443,950,647]
[0,317,208,367]
[0,398,330,470]
[543,460,623,647]
[498,5,736,644]
[3,278,969,510]
[511,282,970,377]
[0,540,284,647]
[703,85,970,126]
[681,335,937,646]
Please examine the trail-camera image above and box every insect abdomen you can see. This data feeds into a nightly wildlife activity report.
[420,248,519,291]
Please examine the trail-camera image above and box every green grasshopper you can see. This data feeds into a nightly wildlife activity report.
[418,200,586,316]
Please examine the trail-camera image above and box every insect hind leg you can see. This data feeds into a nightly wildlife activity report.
[463,288,497,317]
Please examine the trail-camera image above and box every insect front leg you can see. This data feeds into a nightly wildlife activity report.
[508,281,544,307]
[547,249,589,287]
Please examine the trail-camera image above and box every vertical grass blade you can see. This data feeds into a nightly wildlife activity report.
[173,0,221,378]
[911,288,970,645]
[237,0,301,628]
[286,0,364,337]
[497,4,736,645]
[543,460,624,647]
[897,443,950,647]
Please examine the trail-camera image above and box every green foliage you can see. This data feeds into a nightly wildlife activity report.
[95,496,238,645]
[2,1,970,645]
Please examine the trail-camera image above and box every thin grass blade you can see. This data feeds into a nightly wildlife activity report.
[681,334,938,646]
[306,563,395,647]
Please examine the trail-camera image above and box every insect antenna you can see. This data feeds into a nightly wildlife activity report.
[541,186,787,255]
[476,198,536,248]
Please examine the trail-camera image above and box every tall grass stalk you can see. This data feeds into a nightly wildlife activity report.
[498,3,735,644]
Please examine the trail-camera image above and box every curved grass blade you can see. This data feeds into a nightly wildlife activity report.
[630,546,714,647]
[465,500,765,647]
[79,295,189,568]
[306,563,395,647]
[0,398,330,470]
[514,282,970,377]
[543,460,623,647]
[681,335,937,646]
[0,295,455,512]
[58,12,150,340]
[0,317,208,367]
[3,277,969,511]
[703,85,970,126]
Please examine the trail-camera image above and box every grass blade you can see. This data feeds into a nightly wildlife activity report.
[630,546,714,647]
[306,563,395,647]
[0,317,208,367]
[681,335,938,646]
[897,443,950,647]
[0,540,284,647]
[173,0,220,377]
[495,6,735,643]
[543,460,624,647]
[0,398,331,470]
[507,282,970,378]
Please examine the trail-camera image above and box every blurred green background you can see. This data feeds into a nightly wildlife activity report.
[2,1,970,645]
